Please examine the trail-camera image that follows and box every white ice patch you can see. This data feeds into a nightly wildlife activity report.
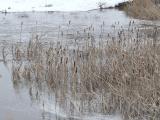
[42,102,122,120]
[0,0,129,12]
[40,95,122,120]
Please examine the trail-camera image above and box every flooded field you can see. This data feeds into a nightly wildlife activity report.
[0,9,160,120]
[0,9,135,42]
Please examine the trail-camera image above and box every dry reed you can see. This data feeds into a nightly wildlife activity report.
[10,22,160,120]
[125,0,160,20]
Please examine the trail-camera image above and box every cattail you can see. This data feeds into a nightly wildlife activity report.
[66,57,68,64]
[75,67,77,74]
[60,57,63,64]
[69,20,71,25]
[61,31,63,36]
[74,61,76,68]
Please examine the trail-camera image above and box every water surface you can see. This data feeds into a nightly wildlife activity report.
[0,9,157,120]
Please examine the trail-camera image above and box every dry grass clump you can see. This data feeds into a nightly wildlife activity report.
[11,24,160,120]
[125,0,160,20]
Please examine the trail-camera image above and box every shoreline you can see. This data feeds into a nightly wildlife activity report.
[0,1,131,14]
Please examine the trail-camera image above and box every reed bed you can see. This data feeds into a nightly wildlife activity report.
[10,22,160,120]
[125,0,160,20]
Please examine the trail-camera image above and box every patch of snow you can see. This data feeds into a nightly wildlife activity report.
[42,102,122,120]
[0,0,129,12]
[40,94,123,120]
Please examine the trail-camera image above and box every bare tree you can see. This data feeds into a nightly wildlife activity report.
[98,2,106,10]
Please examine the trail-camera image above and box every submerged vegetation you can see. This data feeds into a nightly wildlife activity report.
[5,21,159,120]
[0,1,160,119]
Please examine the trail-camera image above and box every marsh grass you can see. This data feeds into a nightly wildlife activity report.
[125,0,160,20]
[10,22,160,120]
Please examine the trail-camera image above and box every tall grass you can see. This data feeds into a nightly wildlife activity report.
[125,0,160,20]
[11,22,160,120]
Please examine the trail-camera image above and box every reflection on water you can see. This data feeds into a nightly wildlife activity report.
[0,63,44,120]
[0,61,122,119]
[0,9,159,120]
[0,9,129,120]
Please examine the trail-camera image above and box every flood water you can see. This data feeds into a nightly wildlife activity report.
[0,9,134,42]
[0,9,158,120]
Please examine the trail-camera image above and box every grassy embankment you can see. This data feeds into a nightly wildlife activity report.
[123,0,160,20]
[104,0,160,20]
